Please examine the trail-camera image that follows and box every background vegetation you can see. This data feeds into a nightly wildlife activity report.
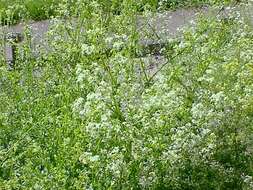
[0,0,252,189]
[0,0,235,25]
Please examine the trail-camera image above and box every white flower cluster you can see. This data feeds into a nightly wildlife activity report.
[70,5,253,188]
[79,152,100,164]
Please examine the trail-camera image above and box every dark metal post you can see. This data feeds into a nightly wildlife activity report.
[5,32,23,69]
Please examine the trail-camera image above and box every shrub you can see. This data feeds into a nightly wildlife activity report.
[0,0,252,189]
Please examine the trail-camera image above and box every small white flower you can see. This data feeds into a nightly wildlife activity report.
[112,41,125,50]
[72,97,84,113]
[79,152,100,164]
[211,91,225,104]
[81,44,95,55]
[89,155,100,162]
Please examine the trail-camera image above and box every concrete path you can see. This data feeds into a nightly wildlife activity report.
[1,4,250,67]
[0,8,208,61]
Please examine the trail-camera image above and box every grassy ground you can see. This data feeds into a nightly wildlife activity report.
[0,0,235,25]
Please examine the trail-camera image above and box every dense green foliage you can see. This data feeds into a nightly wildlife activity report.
[0,0,61,24]
[0,0,253,189]
[0,0,235,25]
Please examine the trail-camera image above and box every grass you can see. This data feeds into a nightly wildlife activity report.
[0,0,252,189]
[0,0,235,25]
[0,0,60,25]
